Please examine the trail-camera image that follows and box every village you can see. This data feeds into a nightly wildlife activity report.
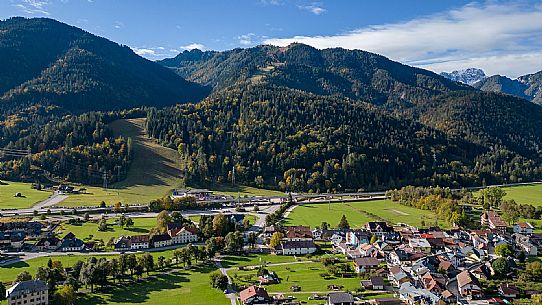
[1,185,542,305]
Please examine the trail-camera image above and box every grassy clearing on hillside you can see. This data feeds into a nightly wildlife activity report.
[57,118,184,207]
[0,181,52,209]
[55,217,158,241]
[76,264,228,305]
[283,199,446,228]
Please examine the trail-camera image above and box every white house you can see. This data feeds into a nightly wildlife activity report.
[279,240,317,255]
[169,227,199,244]
[6,280,48,305]
[129,235,150,250]
[513,222,534,235]
[457,270,482,299]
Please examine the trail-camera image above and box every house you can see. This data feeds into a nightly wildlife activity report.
[389,266,411,287]
[420,272,447,294]
[354,257,380,273]
[239,286,272,305]
[359,243,380,257]
[408,238,431,254]
[9,234,25,249]
[399,282,442,305]
[129,235,149,250]
[361,276,385,290]
[114,236,131,251]
[171,189,213,200]
[280,240,317,255]
[263,225,277,238]
[285,226,313,240]
[481,212,507,231]
[35,237,60,251]
[59,232,84,252]
[498,284,520,298]
[150,234,172,248]
[6,280,48,305]
[169,227,199,244]
[328,292,354,305]
[365,222,393,236]
[58,184,75,194]
[346,230,370,247]
[513,222,534,235]
[457,270,482,299]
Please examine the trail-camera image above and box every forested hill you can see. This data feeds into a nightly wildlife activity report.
[145,85,542,192]
[0,17,208,112]
[159,43,472,106]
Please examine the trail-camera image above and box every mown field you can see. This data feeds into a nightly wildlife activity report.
[0,249,179,284]
[55,217,158,242]
[0,181,52,209]
[496,183,542,206]
[283,199,446,228]
[76,264,228,305]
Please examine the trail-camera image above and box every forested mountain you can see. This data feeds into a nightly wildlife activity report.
[473,71,542,104]
[152,44,542,191]
[159,43,472,106]
[145,85,542,192]
[0,17,208,112]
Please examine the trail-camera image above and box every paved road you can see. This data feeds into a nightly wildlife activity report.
[214,259,237,305]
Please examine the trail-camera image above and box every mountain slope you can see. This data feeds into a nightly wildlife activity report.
[159,43,472,106]
[0,17,208,112]
[473,71,542,104]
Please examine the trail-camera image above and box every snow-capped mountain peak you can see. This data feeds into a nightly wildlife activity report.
[440,68,487,86]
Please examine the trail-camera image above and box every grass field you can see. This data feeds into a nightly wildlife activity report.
[203,184,285,197]
[494,184,542,206]
[0,249,179,284]
[55,217,158,242]
[229,261,362,293]
[0,181,52,209]
[284,199,446,228]
[76,264,228,305]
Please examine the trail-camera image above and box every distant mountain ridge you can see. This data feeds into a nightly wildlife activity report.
[473,71,542,104]
[159,44,472,106]
[0,17,208,112]
[440,68,487,85]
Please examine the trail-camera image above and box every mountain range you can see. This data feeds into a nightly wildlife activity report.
[440,68,542,104]
[0,17,208,112]
[1,17,542,189]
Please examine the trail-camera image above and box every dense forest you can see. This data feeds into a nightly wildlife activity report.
[145,85,542,192]
[0,17,208,112]
[0,107,144,184]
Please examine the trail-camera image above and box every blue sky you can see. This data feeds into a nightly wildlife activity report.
[2,0,542,77]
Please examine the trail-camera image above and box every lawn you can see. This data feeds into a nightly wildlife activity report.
[228,261,362,293]
[220,253,309,269]
[55,217,158,242]
[76,264,228,305]
[283,199,446,228]
[0,250,178,284]
[0,181,52,209]
[202,184,285,197]
[496,184,542,206]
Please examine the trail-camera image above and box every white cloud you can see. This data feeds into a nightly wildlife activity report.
[298,3,326,15]
[133,48,156,56]
[238,33,256,46]
[113,21,124,29]
[180,43,206,50]
[265,2,542,78]
[14,0,50,15]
